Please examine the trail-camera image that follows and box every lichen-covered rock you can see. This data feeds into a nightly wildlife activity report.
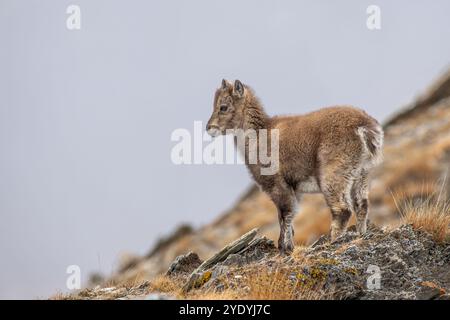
[222,236,277,267]
[172,224,449,300]
[299,224,449,299]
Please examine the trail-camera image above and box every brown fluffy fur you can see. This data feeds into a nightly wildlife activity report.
[207,79,383,254]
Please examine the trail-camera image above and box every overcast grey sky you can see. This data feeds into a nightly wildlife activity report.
[1,0,450,299]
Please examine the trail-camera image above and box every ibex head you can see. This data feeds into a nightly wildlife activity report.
[206,79,246,137]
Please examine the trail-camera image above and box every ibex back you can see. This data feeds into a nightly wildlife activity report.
[207,79,383,254]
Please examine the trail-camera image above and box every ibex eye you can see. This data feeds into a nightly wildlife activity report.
[220,105,228,112]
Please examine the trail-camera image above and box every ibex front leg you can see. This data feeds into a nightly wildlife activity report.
[272,188,297,255]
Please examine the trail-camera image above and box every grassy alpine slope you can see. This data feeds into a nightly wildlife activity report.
[53,70,450,300]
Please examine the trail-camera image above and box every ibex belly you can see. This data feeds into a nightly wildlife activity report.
[296,176,320,194]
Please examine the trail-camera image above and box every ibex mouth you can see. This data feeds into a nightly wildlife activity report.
[206,126,221,137]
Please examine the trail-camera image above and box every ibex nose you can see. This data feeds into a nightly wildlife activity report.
[206,123,220,137]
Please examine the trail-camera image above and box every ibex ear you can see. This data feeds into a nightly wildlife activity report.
[221,79,231,90]
[233,80,244,98]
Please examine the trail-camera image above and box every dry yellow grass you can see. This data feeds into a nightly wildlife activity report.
[243,268,324,300]
[49,292,71,300]
[397,192,450,243]
[184,265,327,300]
[149,275,182,295]
[187,289,241,300]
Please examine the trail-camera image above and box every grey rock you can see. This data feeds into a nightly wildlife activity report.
[166,251,202,276]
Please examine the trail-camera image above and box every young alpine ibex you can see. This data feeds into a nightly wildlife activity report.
[206,79,383,254]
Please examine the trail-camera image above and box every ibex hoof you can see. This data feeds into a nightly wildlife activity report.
[278,243,294,256]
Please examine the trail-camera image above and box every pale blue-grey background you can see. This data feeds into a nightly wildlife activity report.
[1,0,449,299]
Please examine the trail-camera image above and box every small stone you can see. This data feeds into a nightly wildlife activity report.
[215,283,225,292]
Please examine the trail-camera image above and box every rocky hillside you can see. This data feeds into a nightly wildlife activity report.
[165,223,450,300]
[111,69,450,285]
[60,223,450,300]
[56,70,450,300]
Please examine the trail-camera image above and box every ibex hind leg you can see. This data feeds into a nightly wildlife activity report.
[277,210,286,252]
[351,169,370,235]
[320,171,355,241]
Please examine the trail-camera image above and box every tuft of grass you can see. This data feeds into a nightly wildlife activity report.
[396,190,450,243]
[149,275,181,294]
[49,291,76,300]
